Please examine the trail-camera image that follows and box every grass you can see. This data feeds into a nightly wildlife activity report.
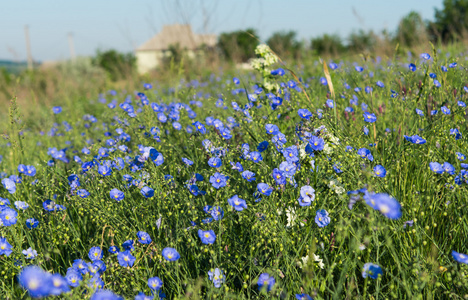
[0,44,468,299]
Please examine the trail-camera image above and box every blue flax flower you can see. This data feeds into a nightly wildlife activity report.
[257,273,275,292]
[315,209,330,227]
[228,195,247,211]
[18,266,53,298]
[162,247,180,261]
[362,263,383,279]
[208,268,225,288]
[198,229,216,244]
[373,165,386,177]
[137,231,152,244]
[210,172,228,189]
[452,251,468,264]
[110,189,124,201]
[148,276,163,290]
[117,250,136,267]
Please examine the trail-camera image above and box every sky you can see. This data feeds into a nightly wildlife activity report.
[1,0,443,62]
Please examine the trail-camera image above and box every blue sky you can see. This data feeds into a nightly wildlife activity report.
[1,0,443,61]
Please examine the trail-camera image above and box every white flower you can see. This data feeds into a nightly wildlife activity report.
[298,254,309,268]
[324,143,333,155]
[286,207,296,227]
[335,186,345,195]
[313,253,325,269]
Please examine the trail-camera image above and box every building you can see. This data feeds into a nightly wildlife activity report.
[135,24,217,74]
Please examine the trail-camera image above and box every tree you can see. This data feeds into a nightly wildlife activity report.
[311,34,345,55]
[218,29,258,62]
[347,30,377,53]
[266,31,302,59]
[396,11,427,47]
[429,0,468,42]
[92,50,136,81]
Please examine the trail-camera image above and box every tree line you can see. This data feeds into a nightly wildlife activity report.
[217,0,468,61]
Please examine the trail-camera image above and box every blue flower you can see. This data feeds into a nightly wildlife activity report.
[257,183,273,196]
[429,162,444,174]
[109,246,119,254]
[373,165,386,177]
[162,247,180,261]
[0,237,13,256]
[26,218,39,229]
[456,152,466,161]
[434,79,441,87]
[257,273,275,292]
[250,151,263,163]
[357,148,374,161]
[50,274,70,295]
[376,81,384,88]
[362,263,383,279]
[14,201,29,210]
[141,186,155,198]
[440,105,450,115]
[122,239,134,251]
[452,251,468,264]
[300,185,315,203]
[137,231,152,244]
[309,136,324,151]
[326,99,335,108]
[198,229,216,244]
[208,268,225,288]
[242,170,256,182]
[2,178,16,194]
[315,209,330,227]
[257,141,269,152]
[88,246,103,261]
[355,66,364,72]
[18,266,53,298]
[208,157,222,168]
[365,192,402,219]
[228,195,247,211]
[65,268,82,287]
[98,165,112,176]
[420,53,431,60]
[265,124,279,135]
[443,162,456,175]
[0,207,17,226]
[77,189,90,198]
[53,106,62,114]
[110,189,124,201]
[182,158,194,166]
[117,250,136,267]
[363,112,377,122]
[148,276,163,290]
[210,171,228,189]
[415,109,424,116]
[298,108,312,120]
[283,146,299,163]
[409,63,416,72]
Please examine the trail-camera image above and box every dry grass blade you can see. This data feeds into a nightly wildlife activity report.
[323,60,335,100]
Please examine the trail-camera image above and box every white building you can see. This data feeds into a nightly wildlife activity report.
[135,24,217,74]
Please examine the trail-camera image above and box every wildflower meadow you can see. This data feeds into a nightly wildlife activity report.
[1,44,468,299]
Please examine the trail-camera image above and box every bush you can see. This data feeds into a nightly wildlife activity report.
[92,49,136,81]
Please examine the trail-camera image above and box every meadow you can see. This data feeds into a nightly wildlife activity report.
[1,43,468,299]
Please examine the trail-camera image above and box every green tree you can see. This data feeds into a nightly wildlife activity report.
[92,49,136,81]
[429,0,468,42]
[347,30,377,53]
[396,11,427,47]
[266,31,302,59]
[218,29,258,62]
[310,34,345,55]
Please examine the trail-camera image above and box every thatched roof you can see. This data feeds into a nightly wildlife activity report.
[136,24,217,52]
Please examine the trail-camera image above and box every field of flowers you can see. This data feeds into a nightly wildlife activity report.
[1,44,468,299]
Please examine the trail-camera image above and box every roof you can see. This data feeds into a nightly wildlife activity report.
[136,24,217,51]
